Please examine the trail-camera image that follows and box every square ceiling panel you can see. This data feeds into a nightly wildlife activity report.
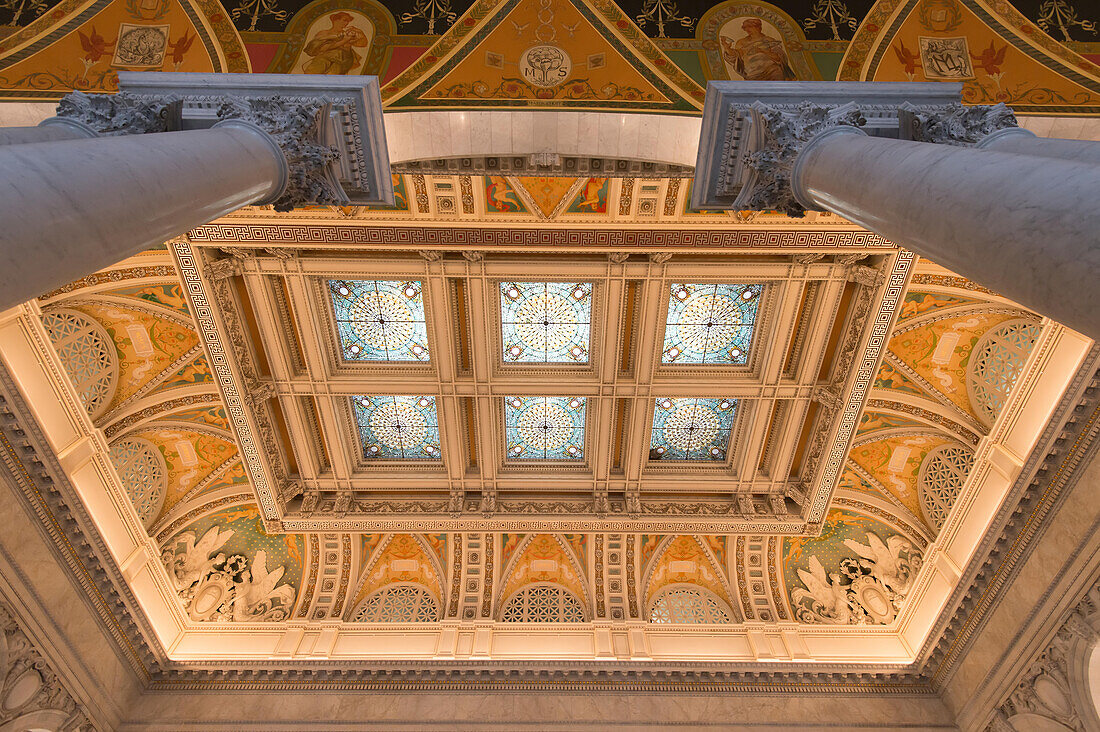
[662,283,762,365]
[504,396,586,460]
[352,395,441,460]
[330,279,430,362]
[650,397,737,462]
[500,282,592,363]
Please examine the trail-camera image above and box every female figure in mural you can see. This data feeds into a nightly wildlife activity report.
[301,11,370,75]
[720,18,795,81]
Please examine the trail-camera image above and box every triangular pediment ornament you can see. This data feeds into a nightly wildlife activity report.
[381,0,704,111]
[839,0,1100,113]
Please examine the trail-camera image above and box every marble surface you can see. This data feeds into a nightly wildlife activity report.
[0,126,282,309]
[795,131,1100,339]
[384,110,702,167]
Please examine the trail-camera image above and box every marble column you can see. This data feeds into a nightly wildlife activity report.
[0,83,373,310]
[977,127,1100,165]
[691,84,1100,339]
[0,120,94,146]
[789,128,1100,337]
[0,125,286,307]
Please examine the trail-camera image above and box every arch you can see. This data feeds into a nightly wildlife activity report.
[349,582,440,623]
[696,0,822,81]
[967,318,1043,428]
[41,306,118,421]
[499,582,586,623]
[641,535,737,616]
[649,584,735,624]
[107,436,167,529]
[346,533,446,618]
[917,443,975,532]
[497,534,590,614]
[266,0,397,75]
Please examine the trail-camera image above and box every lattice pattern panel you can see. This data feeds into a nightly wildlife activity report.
[649,585,734,624]
[108,437,167,528]
[918,445,975,531]
[500,583,586,623]
[351,583,440,623]
[967,319,1042,426]
[41,308,116,420]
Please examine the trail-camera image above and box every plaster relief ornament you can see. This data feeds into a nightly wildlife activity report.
[163,526,296,622]
[792,532,921,624]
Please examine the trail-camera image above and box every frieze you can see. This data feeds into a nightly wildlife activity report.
[187,224,893,250]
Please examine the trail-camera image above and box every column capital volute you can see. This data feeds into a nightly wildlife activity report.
[51,90,181,136]
[901,101,1022,146]
[975,125,1038,149]
[212,96,343,212]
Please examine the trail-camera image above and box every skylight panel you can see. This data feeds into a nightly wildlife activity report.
[650,397,737,462]
[500,282,592,363]
[351,395,440,460]
[330,280,429,362]
[662,283,762,365]
[504,396,586,460]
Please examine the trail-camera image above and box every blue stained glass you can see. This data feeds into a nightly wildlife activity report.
[662,283,763,365]
[352,395,440,461]
[504,396,586,460]
[650,397,737,462]
[500,282,592,363]
[329,280,429,362]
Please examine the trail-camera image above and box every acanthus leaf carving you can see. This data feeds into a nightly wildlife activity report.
[54,90,181,136]
[215,97,344,213]
[735,101,866,217]
[901,101,1019,146]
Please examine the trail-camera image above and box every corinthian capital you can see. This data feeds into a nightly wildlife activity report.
[733,101,866,217]
[215,97,343,213]
[53,90,181,136]
[902,102,1019,146]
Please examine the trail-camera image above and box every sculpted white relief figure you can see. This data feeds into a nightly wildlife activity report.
[163,526,296,622]
[792,531,922,625]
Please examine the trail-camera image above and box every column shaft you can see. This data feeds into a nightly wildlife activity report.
[979,129,1100,165]
[794,132,1100,337]
[0,126,283,308]
[0,125,89,146]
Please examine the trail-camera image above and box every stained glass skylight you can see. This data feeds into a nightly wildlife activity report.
[330,280,429,362]
[662,283,763,365]
[500,282,592,363]
[504,396,586,460]
[351,395,440,460]
[650,397,737,462]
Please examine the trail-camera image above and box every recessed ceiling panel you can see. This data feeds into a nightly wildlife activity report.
[650,397,737,462]
[500,282,592,363]
[352,395,441,460]
[504,396,586,460]
[330,280,430,362]
[662,283,762,365]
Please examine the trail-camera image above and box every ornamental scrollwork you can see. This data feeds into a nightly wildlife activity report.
[736,101,866,217]
[55,90,180,136]
[902,102,1020,146]
[792,532,922,624]
[162,526,296,622]
[215,97,344,212]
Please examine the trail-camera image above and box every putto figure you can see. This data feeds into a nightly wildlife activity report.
[721,18,795,81]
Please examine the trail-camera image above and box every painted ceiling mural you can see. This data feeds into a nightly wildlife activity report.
[0,0,1097,112]
[35,251,1043,626]
[2,0,1065,632]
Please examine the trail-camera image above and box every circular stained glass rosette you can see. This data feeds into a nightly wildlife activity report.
[353,395,440,460]
[650,397,736,461]
[330,280,429,362]
[501,282,591,363]
[505,396,585,460]
[663,284,762,365]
